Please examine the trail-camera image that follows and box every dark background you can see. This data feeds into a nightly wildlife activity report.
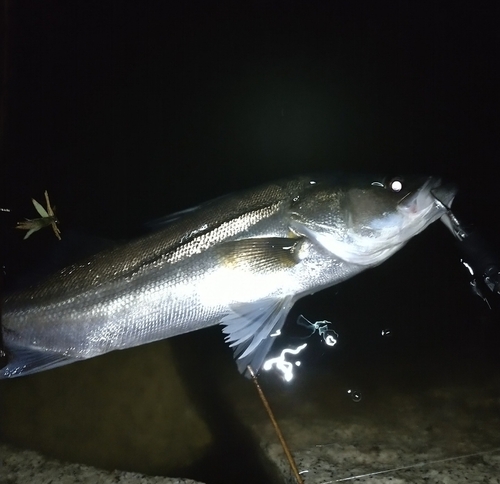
[2,1,499,222]
[1,0,499,379]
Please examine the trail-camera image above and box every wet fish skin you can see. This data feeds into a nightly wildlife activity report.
[0,174,456,378]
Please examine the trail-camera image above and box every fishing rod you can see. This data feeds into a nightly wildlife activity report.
[434,191,500,307]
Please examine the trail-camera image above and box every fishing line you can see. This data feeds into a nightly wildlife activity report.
[315,447,500,483]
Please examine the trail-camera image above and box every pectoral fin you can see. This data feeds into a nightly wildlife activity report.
[220,296,295,377]
[216,237,303,271]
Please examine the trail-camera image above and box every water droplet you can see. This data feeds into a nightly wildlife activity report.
[347,389,362,402]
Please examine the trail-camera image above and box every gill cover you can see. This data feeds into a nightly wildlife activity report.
[290,175,454,266]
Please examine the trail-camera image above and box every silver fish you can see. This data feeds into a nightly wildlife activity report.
[0,174,456,378]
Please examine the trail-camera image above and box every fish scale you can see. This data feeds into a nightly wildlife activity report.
[1,174,456,378]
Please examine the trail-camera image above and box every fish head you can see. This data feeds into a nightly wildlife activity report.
[290,175,457,266]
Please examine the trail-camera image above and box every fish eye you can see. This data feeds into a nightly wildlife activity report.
[370,177,404,192]
[389,177,403,192]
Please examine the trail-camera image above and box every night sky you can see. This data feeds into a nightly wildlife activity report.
[1,1,499,366]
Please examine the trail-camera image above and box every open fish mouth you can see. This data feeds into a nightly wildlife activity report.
[397,177,457,219]
[430,181,463,239]
[430,181,458,211]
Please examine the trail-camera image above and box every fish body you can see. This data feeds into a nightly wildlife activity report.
[1,174,456,378]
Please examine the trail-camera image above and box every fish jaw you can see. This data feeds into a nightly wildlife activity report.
[391,178,457,245]
[290,176,457,267]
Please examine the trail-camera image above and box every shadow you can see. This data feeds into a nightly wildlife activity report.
[169,327,283,484]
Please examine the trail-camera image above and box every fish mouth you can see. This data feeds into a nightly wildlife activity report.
[430,181,457,210]
[430,180,461,239]
[398,177,457,215]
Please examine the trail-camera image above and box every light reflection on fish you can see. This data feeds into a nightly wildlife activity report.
[0,174,456,378]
